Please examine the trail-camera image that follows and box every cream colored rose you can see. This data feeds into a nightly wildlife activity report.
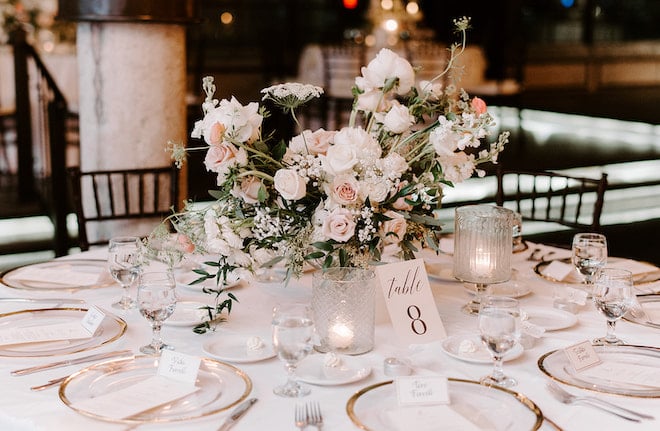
[355,89,388,113]
[360,179,390,203]
[392,181,413,211]
[380,210,407,245]
[381,101,414,134]
[381,152,409,176]
[232,175,263,204]
[204,142,248,173]
[324,142,358,174]
[330,174,359,206]
[322,207,356,242]
[273,168,307,201]
[289,129,335,155]
[355,48,415,95]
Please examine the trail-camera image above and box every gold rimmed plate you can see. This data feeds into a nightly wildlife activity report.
[534,257,660,286]
[59,355,252,424]
[0,259,114,291]
[538,345,660,398]
[346,378,543,430]
[0,307,126,357]
[624,295,660,329]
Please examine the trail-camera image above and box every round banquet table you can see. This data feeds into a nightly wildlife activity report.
[0,243,659,431]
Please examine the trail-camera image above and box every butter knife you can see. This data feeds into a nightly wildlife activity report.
[11,349,133,376]
[217,398,257,431]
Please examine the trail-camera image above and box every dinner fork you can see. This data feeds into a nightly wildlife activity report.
[295,404,307,430]
[546,381,653,422]
[306,402,323,430]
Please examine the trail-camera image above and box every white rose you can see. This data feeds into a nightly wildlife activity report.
[355,48,415,95]
[380,210,407,245]
[322,207,356,243]
[333,127,381,160]
[381,152,409,176]
[381,101,414,134]
[273,168,307,201]
[360,179,390,203]
[324,143,358,174]
[355,90,389,113]
[429,118,459,157]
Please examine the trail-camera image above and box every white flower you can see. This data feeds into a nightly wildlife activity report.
[378,100,414,134]
[322,207,356,242]
[429,118,459,156]
[333,127,381,160]
[380,152,409,177]
[231,175,263,204]
[418,80,443,100]
[289,129,334,155]
[360,178,390,203]
[197,96,262,144]
[355,89,388,113]
[324,141,358,175]
[273,168,307,201]
[438,153,477,184]
[355,48,415,95]
[204,142,248,184]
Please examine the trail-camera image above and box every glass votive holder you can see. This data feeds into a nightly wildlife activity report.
[312,267,375,355]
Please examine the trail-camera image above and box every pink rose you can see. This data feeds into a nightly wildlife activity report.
[204,142,246,173]
[471,97,487,115]
[322,208,356,242]
[232,175,263,204]
[380,210,407,245]
[176,234,195,253]
[392,182,413,211]
[289,129,335,155]
[331,174,359,206]
[208,122,226,145]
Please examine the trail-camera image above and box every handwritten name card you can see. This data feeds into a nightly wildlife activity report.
[396,376,450,406]
[158,350,201,385]
[542,260,574,281]
[564,340,601,372]
[375,259,446,344]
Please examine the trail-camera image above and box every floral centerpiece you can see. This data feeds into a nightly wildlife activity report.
[159,17,509,333]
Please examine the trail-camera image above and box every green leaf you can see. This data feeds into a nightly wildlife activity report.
[305,251,326,260]
[322,254,333,269]
[339,248,348,267]
[311,241,334,252]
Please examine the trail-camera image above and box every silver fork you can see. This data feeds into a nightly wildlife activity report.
[295,404,307,430]
[306,402,323,430]
[546,381,653,422]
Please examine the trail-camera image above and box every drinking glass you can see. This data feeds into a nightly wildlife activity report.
[272,303,314,397]
[592,268,635,346]
[478,296,521,388]
[108,236,141,309]
[137,271,177,354]
[572,233,607,290]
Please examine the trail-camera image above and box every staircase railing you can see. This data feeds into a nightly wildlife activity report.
[11,27,70,256]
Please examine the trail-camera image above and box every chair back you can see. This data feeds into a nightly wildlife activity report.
[67,166,178,251]
[495,167,608,232]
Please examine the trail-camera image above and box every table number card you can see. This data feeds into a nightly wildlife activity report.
[395,375,450,406]
[564,340,601,372]
[375,258,447,344]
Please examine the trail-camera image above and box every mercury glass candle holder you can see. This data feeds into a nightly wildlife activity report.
[453,205,515,315]
[312,267,375,355]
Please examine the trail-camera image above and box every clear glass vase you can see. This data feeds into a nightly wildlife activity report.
[312,267,375,355]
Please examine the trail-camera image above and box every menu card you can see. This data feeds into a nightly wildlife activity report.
[579,362,660,388]
[74,351,201,419]
[15,266,101,286]
[0,307,105,347]
[375,259,447,345]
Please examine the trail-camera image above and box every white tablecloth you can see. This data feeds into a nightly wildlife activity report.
[1,244,659,431]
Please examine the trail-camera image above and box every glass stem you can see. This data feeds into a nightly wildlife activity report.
[605,320,617,342]
[491,354,505,381]
[475,283,488,306]
[151,322,163,349]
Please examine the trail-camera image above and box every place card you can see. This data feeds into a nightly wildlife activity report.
[0,311,101,347]
[579,362,660,388]
[16,266,101,286]
[564,340,601,372]
[542,260,574,281]
[386,405,480,431]
[375,259,447,345]
[395,376,450,406]
[157,350,201,385]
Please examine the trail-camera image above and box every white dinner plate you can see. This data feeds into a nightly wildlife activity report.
[163,301,209,327]
[441,334,524,364]
[295,354,371,386]
[424,261,457,283]
[522,306,578,331]
[202,334,276,363]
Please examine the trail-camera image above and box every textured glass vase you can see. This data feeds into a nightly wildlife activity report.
[312,267,375,355]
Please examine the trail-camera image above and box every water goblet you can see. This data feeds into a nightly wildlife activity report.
[137,271,177,354]
[478,296,521,388]
[108,236,141,309]
[592,268,635,346]
[572,233,607,291]
[272,302,314,397]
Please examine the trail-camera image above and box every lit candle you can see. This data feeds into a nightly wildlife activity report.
[328,322,354,349]
[473,248,493,277]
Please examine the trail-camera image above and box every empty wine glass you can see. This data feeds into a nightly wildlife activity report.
[479,296,521,388]
[592,268,635,346]
[272,303,314,397]
[108,236,141,309]
[572,233,607,291]
[137,271,177,354]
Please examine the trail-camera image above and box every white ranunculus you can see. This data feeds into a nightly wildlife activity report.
[355,48,415,95]
[381,101,414,134]
[273,168,307,201]
[322,207,356,242]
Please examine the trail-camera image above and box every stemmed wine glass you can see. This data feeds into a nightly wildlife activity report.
[271,303,314,397]
[592,268,635,346]
[108,236,141,309]
[137,271,177,354]
[478,296,521,388]
[572,233,607,291]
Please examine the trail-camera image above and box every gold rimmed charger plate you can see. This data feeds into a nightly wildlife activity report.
[534,258,660,286]
[59,355,252,424]
[538,345,660,398]
[0,307,126,357]
[624,294,660,329]
[0,259,114,291]
[346,378,543,431]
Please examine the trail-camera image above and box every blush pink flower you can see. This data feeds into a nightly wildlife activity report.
[322,207,356,242]
[471,97,487,115]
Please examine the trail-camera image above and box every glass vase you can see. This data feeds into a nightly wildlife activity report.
[312,267,375,355]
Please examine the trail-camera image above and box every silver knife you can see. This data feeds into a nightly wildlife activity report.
[217,398,257,431]
[11,349,133,376]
